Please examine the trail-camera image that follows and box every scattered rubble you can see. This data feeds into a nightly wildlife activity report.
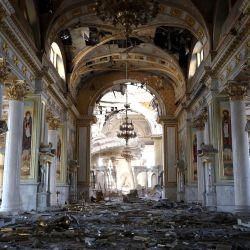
[1,199,250,249]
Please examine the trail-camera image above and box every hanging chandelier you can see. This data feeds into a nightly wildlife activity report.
[117,85,137,146]
[121,147,134,162]
[96,0,159,35]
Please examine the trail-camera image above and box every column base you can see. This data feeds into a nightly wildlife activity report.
[77,186,90,202]
[37,192,50,211]
[204,192,217,211]
[234,205,250,215]
[163,186,177,201]
[177,191,185,202]
[0,202,21,213]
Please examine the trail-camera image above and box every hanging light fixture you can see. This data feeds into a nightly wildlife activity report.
[117,84,137,146]
[117,49,137,146]
[96,0,159,35]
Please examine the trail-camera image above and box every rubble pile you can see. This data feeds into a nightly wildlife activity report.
[0,199,250,249]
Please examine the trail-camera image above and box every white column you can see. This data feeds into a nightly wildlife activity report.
[193,114,206,205]
[48,128,58,206]
[228,83,250,212]
[1,80,28,212]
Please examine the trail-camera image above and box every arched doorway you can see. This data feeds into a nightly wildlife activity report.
[76,77,178,201]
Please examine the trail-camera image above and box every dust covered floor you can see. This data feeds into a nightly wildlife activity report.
[1,199,250,249]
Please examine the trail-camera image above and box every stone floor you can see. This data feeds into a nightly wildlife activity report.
[1,199,250,249]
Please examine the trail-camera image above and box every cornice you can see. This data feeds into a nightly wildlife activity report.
[0,0,15,16]
[190,6,249,98]
[0,17,41,74]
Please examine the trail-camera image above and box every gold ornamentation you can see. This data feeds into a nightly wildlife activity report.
[2,42,8,53]
[71,8,81,16]
[170,8,181,17]
[22,66,27,75]
[0,58,10,81]
[247,40,250,48]
[6,80,29,100]
[197,27,204,40]
[48,117,61,130]
[46,108,54,123]
[226,82,248,101]
[13,55,19,66]
[226,65,232,75]
[235,54,241,63]
[46,108,61,130]
[185,15,195,27]
[193,109,208,130]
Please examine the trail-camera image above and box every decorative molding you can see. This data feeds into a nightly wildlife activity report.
[6,80,29,100]
[0,57,9,81]
[192,108,208,130]
[48,117,61,130]
[225,81,248,101]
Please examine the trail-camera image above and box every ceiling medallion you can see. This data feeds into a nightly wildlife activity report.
[96,0,159,35]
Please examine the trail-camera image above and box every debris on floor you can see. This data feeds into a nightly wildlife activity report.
[1,199,250,249]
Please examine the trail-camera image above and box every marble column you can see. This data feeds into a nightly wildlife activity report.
[1,80,28,212]
[227,82,250,213]
[193,115,205,204]
[47,113,60,206]
[77,116,96,201]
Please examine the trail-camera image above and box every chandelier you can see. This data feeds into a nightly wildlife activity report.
[96,0,159,35]
[121,147,134,162]
[117,85,137,146]
[117,47,137,145]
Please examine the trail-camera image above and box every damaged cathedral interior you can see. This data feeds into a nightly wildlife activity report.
[0,0,250,249]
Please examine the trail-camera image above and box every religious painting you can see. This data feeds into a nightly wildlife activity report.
[220,102,233,177]
[21,101,34,177]
[191,129,197,181]
[56,127,63,182]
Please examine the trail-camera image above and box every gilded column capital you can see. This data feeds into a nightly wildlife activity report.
[226,81,248,101]
[6,80,29,101]
[0,58,10,82]
[45,108,54,123]
[192,116,205,130]
[48,117,61,130]
[193,107,208,130]
[46,108,61,130]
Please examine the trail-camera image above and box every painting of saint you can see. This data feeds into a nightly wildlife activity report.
[21,103,34,177]
[220,103,233,177]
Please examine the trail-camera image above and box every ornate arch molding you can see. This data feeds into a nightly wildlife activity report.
[70,51,185,101]
[45,2,210,53]
[85,77,168,118]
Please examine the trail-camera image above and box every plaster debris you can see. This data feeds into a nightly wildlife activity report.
[1,199,250,249]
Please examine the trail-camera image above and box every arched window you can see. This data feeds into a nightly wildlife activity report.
[50,42,66,80]
[188,41,204,79]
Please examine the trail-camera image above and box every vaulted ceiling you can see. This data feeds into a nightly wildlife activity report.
[12,0,241,104]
